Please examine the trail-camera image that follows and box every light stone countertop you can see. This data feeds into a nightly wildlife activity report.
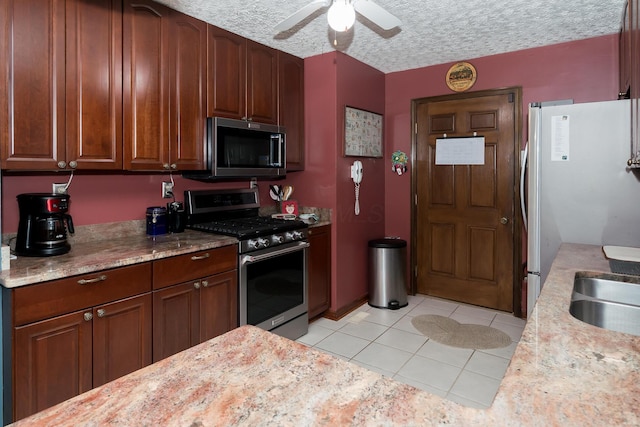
[0,223,238,288]
[9,243,640,426]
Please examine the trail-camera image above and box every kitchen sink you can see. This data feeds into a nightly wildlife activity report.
[572,271,640,306]
[569,299,640,336]
[569,272,640,336]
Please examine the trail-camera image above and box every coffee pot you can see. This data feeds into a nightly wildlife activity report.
[15,193,75,257]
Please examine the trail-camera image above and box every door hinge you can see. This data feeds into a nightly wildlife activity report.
[415,194,418,205]
[415,122,418,134]
[508,93,515,103]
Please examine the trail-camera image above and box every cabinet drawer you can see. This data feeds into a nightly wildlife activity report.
[152,245,237,290]
[13,263,152,327]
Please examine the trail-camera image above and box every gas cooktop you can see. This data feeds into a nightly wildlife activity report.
[184,188,308,250]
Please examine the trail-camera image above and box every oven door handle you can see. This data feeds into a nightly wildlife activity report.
[241,241,309,265]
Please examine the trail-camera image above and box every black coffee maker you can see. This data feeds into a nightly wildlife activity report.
[15,193,75,256]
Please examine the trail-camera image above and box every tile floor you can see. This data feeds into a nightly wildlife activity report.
[296,294,526,408]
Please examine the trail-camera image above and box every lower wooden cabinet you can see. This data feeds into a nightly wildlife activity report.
[152,270,237,361]
[307,225,331,319]
[13,293,152,421]
[5,263,153,423]
[152,246,238,362]
[4,246,238,423]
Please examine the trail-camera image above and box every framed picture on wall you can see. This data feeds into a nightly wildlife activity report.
[344,106,383,158]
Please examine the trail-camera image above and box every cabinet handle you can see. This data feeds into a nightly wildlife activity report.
[77,274,107,285]
[202,280,209,288]
[191,253,210,261]
[68,160,78,169]
[163,163,170,170]
[194,281,201,289]
[170,163,177,170]
[57,161,67,169]
[97,309,106,318]
[84,312,93,321]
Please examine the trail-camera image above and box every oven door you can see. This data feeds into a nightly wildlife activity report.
[239,241,309,333]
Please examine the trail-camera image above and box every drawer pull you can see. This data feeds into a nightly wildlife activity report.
[84,312,93,321]
[202,280,209,288]
[191,253,210,261]
[97,309,106,318]
[194,281,201,289]
[77,274,107,285]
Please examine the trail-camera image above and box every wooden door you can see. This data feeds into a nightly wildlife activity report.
[123,0,170,171]
[65,0,123,170]
[414,89,520,311]
[0,0,66,170]
[199,271,238,343]
[279,51,305,171]
[14,310,92,421]
[307,225,331,319]
[92,294,152,387]
[246,40,278,124]
[152,282,199,362]
[207,26,246,120]
[168,10,206,171]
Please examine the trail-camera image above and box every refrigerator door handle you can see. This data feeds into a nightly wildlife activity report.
[520,141,529,231]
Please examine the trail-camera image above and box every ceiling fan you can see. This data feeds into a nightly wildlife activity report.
[274,0,401,33]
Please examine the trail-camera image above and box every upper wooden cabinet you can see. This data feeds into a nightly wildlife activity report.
[207,27,278,125]
[123,0,206,171]
[0,0,123,171]
[279,52,305,171]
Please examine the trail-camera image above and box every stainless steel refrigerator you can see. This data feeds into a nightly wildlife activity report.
[522,99,640,316]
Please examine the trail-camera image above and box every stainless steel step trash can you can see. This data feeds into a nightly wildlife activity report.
[368,238,408,310]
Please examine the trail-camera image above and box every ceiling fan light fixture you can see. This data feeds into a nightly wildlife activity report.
[327,0,356,32]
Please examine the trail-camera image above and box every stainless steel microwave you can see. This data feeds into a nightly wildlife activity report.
[184,117,286,181]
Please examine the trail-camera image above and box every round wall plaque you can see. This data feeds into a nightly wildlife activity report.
[445,62,477,92]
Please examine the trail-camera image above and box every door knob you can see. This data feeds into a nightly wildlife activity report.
[500,217,509,225]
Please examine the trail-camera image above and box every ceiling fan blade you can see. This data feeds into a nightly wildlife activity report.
[353,0,401,30]
[274,0,331,32]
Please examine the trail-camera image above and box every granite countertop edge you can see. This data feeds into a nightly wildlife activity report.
[0,217,331,289]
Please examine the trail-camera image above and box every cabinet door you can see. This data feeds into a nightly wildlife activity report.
[14,310,92,421]
[307,225,331,319]
[169,11,207,171]
[123,0,171,170]
[65,0,123,170]
[152,281,200,362]
[93,294,152,387]
[279,52,305,171]
[246,40,278,124]
[207,26,246,120]
[0,0,66,170]
[200,270,238,342]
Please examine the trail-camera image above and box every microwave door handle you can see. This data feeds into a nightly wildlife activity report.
[278,135,285,166]
[241,241,309,265]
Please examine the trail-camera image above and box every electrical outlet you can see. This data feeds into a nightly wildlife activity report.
[162,182,174,199]
[52,183,67,194]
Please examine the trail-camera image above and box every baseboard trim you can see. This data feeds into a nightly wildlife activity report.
[322,296,368,321]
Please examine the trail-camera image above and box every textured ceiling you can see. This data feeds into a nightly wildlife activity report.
[157,0,626,74]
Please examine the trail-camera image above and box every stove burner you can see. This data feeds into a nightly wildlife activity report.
[189,217,306,239]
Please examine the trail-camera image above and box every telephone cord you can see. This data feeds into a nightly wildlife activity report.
[354,183,360,215]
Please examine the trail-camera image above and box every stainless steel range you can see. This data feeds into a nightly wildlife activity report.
[185,188,309,340]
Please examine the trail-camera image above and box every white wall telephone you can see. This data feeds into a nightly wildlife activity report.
[351,161,363,215]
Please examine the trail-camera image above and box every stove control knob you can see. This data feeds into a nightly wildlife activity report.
[272,235,284,244]
[258,238,271,248]
[286,231,303,241]
[248,239,260,249]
